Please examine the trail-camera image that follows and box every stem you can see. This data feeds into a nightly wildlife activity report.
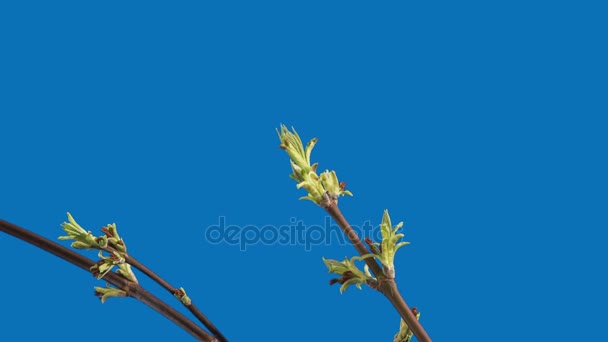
[125,255,228,342]
[126,282,217,342]
[323,205,432,342]
[381,280,431,342]
[0,219,217,342]
[325,204,385,278]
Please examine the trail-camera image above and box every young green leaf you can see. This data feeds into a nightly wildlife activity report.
[322,255,375,293]
[277,125,352,206]
[393,309,421,342]
[369,210,409,279]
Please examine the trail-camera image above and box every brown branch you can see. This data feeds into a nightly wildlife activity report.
[324,203,385,278]
[125,255,228,342]
[0,219,217,342]
[324,204,432,342]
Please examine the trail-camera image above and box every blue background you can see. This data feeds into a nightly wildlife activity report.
[1,1,606,341]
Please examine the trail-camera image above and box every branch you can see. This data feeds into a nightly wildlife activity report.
[324,205,432,342]
[324,204,385,278]
[0,219,217,342]
[124,255,228,342]
[276,125,433,341]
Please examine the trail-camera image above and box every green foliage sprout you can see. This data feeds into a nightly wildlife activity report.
[369,210,410,279]
[277,125,352,206]
[322,255,375,294]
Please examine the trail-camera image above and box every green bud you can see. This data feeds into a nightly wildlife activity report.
[174,287,192,305]
[277,125,353,207]
[59,212,99,249]
[393,309,421,342]
[371,210,409,279]
[94,286,127,303]
[116,263,138,283]
[322,255,375,294]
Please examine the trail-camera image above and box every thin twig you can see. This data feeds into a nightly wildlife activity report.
[324,203,385,278]
[125,255,228,342]
[323,205,433,342]
[0,219,217,342]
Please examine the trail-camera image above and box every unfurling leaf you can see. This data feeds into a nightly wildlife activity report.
[369,210,409,279]
[277,125,353,207]
[393,309,421,342]
[322,255,375,293]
